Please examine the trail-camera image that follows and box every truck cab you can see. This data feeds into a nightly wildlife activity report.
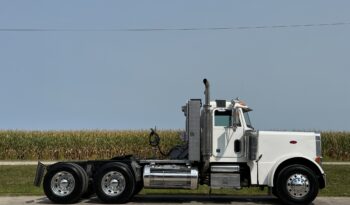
[181,79,325,204]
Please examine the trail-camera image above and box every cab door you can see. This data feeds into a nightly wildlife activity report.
[212,108,245,159]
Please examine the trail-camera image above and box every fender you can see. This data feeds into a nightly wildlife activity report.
[267,154,325,187]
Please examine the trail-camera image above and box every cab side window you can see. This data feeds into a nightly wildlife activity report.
[214,110,231,127]
[214,109,241,127]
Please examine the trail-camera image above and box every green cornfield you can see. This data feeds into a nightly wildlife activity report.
[0,130,182,160]
[0,130,349,161]
[322,131,350,161]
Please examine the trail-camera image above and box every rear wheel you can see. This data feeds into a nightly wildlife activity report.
[74,164,89,197]
[276,165,319,205]
[81,179,95,199]
[94,162,135,203]
[43,163,88,204]
[133,181,144,195]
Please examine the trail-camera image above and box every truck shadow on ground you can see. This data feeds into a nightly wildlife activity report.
[35,195,291,204]
[130,195,283,204]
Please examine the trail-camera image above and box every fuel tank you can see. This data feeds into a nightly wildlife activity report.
[143,164,198,189]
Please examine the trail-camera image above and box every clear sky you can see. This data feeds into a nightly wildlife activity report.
[0,1,349,131]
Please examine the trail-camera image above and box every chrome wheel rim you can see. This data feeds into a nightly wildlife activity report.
[101,171,126,196]
[286,173,310,198]
[50,171,75,196]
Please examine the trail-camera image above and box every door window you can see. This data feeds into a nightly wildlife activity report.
[214,109,241,127]
[214,110,231,127]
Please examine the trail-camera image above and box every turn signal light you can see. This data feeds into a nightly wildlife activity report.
[315,156,322,165]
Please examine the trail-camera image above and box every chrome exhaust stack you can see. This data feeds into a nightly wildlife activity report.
[203,79,210,107]
[201,79,212,175]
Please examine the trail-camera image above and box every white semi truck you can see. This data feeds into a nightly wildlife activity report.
[34,79,325,205]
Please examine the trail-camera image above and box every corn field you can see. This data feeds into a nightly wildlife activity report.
[0,130,182,160]
[0,130,349,161]
[322,131,350,161]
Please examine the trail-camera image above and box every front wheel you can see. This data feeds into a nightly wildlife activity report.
[276,165,319,205]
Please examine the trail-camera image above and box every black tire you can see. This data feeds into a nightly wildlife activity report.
[81,179,95,199]
[73,164,89,197]
[272,186,278,197]
[43,163,88,204]
[133,181,144,195]
[94,162,135,203]
[276,165,319,205]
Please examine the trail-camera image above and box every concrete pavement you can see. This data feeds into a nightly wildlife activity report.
[0,161,57,165]
[0,195,349,205]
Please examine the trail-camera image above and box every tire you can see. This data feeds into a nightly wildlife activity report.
[133,181,144,195]
[276,165,319,205]
[74,164,93,199]
[271,186,278,197]
[94,162,135,203]
[73,164,89,197]
[43,163,88,204]
[81,180,95,199]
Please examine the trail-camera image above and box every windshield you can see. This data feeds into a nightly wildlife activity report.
[243,111,253,129]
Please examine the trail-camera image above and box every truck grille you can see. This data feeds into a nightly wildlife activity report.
[316,135,321,157]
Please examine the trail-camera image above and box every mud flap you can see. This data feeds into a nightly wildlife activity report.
[33,161,46,187]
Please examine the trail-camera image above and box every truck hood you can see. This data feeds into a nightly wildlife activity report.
[256,130,320,164]
[258,130,319,138]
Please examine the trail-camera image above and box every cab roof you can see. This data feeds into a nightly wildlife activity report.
[209,99,251,111]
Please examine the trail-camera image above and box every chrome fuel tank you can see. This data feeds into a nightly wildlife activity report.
[143,164,198,189]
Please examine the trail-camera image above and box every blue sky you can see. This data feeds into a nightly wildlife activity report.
[0,1,350,131]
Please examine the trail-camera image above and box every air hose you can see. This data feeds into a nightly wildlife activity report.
[149,128,169,156]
